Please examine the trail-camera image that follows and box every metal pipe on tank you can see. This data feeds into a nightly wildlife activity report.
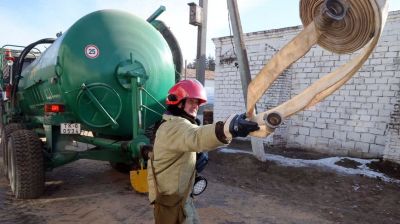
[147,6,166,23]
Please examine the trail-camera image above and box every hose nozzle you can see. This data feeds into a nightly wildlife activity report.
[263,112,283,129]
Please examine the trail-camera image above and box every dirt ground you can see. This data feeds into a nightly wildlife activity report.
[1,140,400,224]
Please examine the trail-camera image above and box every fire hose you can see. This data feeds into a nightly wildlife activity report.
[246,0,388,138]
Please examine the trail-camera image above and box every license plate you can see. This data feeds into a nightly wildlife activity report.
[60,123,81,134]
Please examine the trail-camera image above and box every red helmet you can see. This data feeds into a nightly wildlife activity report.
[166,79,207,105]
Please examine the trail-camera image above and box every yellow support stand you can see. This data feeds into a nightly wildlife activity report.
[130,164,148,193]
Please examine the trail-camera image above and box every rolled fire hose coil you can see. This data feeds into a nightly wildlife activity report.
[301,0,377,54]
[247,0,388,138]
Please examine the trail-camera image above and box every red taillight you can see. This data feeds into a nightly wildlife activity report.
[4,49,14,66]
[44,104,65,113]
[4,49,14,61]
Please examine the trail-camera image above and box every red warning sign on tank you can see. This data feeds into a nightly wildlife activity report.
[85,45,100,59]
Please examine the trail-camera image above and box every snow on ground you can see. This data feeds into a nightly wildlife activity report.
[219,148,400,184]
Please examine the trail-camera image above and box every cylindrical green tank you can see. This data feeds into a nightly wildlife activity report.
[18,10,175,137]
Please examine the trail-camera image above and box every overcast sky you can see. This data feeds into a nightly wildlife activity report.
[0,0,399,62]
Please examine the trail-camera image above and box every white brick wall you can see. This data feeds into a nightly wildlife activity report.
[213,11,400,161]
[384,91,400,163]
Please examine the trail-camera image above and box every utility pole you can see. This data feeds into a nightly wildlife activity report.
[227,0,251,104]
[188,0,208,86]
[227,0,265,160]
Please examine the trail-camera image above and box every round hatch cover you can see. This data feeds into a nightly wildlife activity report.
[77,83,122,128]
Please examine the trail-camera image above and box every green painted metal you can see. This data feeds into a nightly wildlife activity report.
[78,149,131,163]
[79,83,121,129]
[2,9,178,171]
[46,150,79,169]
[129,135,150,158]
[74,135,123,151]
[18,10,175,137]
[150,20,183,83]
[147,6,166,23]
[46,135,137,169]
[42,127,145,169]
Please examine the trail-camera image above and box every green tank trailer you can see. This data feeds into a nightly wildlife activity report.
[0,7,181,199]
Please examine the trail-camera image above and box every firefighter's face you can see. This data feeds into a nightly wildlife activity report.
[183,98,200,117]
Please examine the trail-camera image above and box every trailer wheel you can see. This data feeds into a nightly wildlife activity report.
[8,129,44,199]
[1,123,25,179]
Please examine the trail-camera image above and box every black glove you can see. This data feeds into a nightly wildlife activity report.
[229,113,260,137]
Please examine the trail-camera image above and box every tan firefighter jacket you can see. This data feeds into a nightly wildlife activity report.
[147,114,228,202]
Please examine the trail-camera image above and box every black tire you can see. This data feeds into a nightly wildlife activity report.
[8,129,44,199]
[1,123,25,179]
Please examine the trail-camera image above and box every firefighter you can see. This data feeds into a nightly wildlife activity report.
[148,79,259,224]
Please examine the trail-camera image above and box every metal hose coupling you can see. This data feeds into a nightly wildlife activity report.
[315,0,349,31]
[324,0,348,20]
[263,111,283,129]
